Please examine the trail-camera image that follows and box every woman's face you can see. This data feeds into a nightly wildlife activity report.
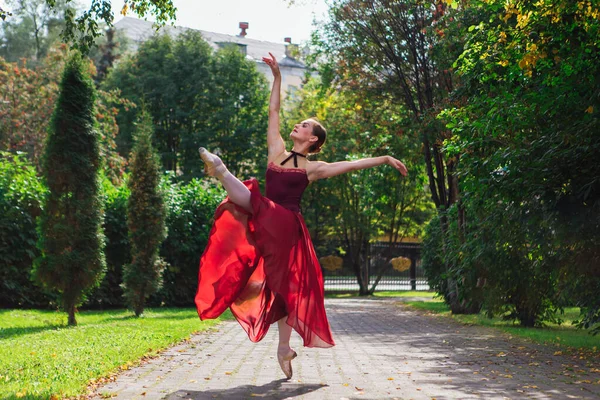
[290,120,315,142]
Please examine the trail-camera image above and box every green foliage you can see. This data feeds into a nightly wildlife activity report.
[421,208,483,315]
[0,152,54,308]
[423,0,600,330]
[34,50,106,325]
[123,109,167,316]
[86,174,131,308]
[0,45,128,181]
[155,173,225,306]
[18,0,176,54]
[103,31,269,180]
[191,45,269,179]
[0,0,70,64]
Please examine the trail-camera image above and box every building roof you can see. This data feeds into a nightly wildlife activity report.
[114,17,306,69]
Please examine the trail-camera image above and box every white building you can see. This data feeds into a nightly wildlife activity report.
[113,17,310,99]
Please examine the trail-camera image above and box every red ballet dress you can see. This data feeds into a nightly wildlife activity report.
[195,159,335,348]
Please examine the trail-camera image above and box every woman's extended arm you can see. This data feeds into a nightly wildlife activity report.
[308,156,408,181]
[262,53,285,162]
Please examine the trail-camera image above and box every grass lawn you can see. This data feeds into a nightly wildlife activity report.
[0,308,232,399]
[405,299,600,352]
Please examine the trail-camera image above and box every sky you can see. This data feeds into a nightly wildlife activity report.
[84,0,330,44]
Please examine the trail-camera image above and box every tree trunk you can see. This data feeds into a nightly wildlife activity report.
[134,304,144,317]
[67,302,77,326]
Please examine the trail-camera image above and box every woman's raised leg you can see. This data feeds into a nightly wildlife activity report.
[198,148,252,213]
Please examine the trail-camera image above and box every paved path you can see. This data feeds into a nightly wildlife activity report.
[92,298,600,399]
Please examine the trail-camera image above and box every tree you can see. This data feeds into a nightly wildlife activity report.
[104,31,212,173]
[187,44,269,179]
[0,44,129,181]
[2,0,176,54]
[283,78,434,295]
[33,50,106,326]
[431,0,600,329]
[314,0,478,309]
[104,31,269,179]
[123,108,167,317]
[0,0,70,64]
[89,27,130,84]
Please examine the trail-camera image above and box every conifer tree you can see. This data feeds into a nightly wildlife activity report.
[123,108,167,316]
[34,51,105,326]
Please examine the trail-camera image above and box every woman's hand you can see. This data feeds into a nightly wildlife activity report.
[262,52,280,78]
[387,156,408,176]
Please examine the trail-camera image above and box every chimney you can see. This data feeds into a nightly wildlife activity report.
[284,37,297,59]
[238,22,249,37]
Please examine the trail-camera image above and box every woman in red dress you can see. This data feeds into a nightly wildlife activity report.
[195,53,408,379]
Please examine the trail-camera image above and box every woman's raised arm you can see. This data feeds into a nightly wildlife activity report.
[308,156,408,181]
[262,53,286,162]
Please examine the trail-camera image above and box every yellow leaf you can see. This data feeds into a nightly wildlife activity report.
[518,58,528,69]
[387,377,394,380]
[586,106,594,113]
[553,351,562,355]
[121,4,129,16]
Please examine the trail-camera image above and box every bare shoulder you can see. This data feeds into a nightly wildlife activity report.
[268,148,287,164]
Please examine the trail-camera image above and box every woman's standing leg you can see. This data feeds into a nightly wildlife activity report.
[277,316,297,379]
[199,148,252,213]
[277,317,293,349]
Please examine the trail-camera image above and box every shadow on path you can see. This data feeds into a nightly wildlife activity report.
[327,298,600,399]
[164,379,327,400]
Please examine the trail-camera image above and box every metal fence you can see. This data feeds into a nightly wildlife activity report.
[319,241,429,292]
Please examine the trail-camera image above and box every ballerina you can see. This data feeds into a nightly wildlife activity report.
[195,52,408,379]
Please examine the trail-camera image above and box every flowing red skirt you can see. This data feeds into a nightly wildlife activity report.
[195,178,335,348]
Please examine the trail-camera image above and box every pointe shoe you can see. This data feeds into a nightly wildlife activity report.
[277,348,297,379]
[198,147,226,177]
